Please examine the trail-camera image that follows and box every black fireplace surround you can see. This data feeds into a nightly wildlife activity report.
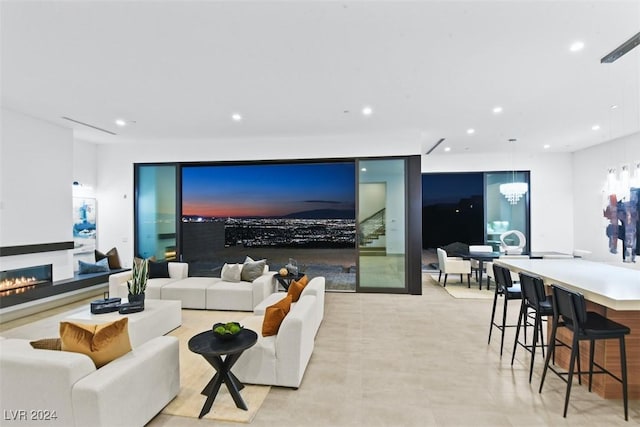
[0,265,128,309]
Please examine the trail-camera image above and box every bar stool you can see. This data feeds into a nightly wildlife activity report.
[511,272,554,382]
[487,264,521,356]
[539,285,630,421]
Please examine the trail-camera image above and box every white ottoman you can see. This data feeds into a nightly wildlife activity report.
[161,277,218,309]
[62,299,182,348]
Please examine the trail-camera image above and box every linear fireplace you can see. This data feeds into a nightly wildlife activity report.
[0,264,53,308]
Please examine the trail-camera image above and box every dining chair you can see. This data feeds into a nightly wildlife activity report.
[468,245,493,283]
[436,248,471,288]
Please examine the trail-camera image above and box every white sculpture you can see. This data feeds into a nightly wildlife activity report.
[500,230,526,254]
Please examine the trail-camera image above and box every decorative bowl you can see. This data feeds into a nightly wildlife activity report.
[212,322,244,341]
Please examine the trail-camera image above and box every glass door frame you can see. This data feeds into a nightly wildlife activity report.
[483,170,531,253]
[355,155,422,295]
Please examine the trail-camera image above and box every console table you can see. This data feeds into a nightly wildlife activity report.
[495,258,640,399]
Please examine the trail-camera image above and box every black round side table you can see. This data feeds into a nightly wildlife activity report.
[273,272,304,291]
[188,329,258,418]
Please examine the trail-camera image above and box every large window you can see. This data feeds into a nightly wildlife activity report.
[180,161,357,290]
[134,156,421,294]
[422,173,484,248]
[422,171,530,252]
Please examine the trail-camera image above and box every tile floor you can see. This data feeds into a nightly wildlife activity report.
[2,274,637,426]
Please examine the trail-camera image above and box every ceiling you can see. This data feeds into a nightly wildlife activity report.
[2,1,639,155]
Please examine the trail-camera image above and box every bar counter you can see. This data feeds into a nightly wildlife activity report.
[495,258,640,399]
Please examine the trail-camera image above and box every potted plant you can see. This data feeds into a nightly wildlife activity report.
[127,258,148,305]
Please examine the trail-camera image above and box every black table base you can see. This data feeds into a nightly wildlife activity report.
[199,352,248,416]
[188,329,258,418]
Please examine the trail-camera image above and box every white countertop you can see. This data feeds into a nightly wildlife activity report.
[495,258,640,311]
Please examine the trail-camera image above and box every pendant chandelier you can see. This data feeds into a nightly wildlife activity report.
[500,138,528,205]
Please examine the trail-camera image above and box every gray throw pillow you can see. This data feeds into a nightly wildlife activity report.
[241,257,267,282]
[221,263,242,282]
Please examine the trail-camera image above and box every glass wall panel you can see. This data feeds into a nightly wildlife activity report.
[180,161,357,291]
[422,173,484,248]
[485,171,530,253]
[135,164,177,260]
[357,159,406,291]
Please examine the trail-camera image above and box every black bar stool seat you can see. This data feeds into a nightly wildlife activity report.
[487,264,521,357]
[511,272,555,383]
[539,284,631,421]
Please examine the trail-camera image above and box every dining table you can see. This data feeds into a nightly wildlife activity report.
[495,257,640,400]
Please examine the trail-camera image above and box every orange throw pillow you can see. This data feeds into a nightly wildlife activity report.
[60,318,132,368]
[262,295,292,336]
[262,307,286,337]
[287,275,309,302]
[272,294,292,315]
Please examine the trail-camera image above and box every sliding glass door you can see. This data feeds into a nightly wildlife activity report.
[356,158,407,292]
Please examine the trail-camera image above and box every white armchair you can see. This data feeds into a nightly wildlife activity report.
[436,248,471,287]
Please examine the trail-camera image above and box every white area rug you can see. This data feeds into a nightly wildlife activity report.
[161,309,270,423]
[427,274,494,299]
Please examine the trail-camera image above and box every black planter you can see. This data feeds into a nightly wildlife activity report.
[128,292,145,304]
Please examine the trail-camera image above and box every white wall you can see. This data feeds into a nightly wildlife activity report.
[573,131,640,262]
[422,151,574,254]
[0,108,75,280]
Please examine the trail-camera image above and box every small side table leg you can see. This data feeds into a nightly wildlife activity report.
[201,373,220,395]
[199,375,224,418]
[229,371,245,391]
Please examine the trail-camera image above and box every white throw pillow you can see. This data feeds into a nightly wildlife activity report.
[221,263,242,282]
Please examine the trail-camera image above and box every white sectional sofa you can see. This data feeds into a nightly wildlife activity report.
[0,335,180,427]
[109,262,276,311]
[233,295,318,388]
[109,262,189,300]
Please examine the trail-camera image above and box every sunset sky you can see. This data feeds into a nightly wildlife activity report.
[182,162,355,218]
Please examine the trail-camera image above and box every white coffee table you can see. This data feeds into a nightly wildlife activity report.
[62,299,182,347]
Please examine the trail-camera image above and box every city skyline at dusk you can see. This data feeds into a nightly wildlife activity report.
[182,162,356,218]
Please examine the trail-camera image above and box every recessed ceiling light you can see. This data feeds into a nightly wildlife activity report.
[115,119,127,127]
[492,106,503,114]
[592,124,601,131]
[610,104,619,110]
[570,41,585,52]
[362,106,373,116]
[444,147,451,152]
[543,144,551,149]
[231,113,242,122]
[466,128,475,135]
